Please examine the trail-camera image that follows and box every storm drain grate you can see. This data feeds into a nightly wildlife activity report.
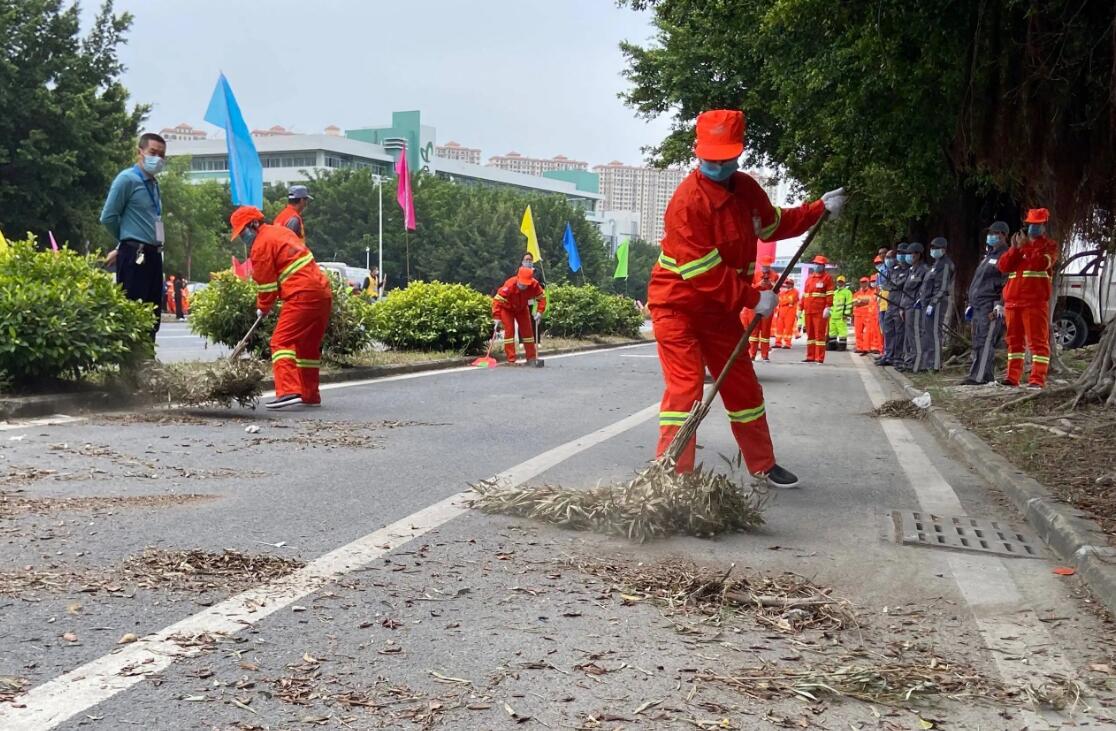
[891,511,1045,559]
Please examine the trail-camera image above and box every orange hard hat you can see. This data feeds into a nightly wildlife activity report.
[811,255,828,265]
[694,110,745,160]
[873,255,883,264]
[859,276,870,283]
[759,255,775,267]
[869,273,878,282]
[1023,208,1050,224]
[786,277,795,285]
[229,206,265,240]
[516,266,535,286]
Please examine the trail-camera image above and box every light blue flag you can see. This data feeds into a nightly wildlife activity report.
[562,222,581,273]
[204,73,262,208]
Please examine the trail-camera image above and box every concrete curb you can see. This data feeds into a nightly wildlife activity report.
[879,365,1116,614]
[0,339,652,421]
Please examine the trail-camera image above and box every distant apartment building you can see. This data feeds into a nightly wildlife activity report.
[159,123,207,142]
[592,162,688,244]
[251,125,295,137]
[488,152,588,177]
[436,141,482,165]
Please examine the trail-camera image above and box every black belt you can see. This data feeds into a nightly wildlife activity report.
[119,239,161,250]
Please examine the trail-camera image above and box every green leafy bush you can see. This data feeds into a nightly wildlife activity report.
[189,270,375,360]
[0,239,154,385]
[368,281,491,352]
[545,284,644,338]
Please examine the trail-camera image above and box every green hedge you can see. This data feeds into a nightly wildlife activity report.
[544,284,644,339]
[0,239,153,385]
[189,270,375,360]
[368,281,491,352]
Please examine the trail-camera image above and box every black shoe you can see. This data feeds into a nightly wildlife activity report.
[999,379,1019,387]
[958,378,981,386]
[758,464,800,488]
[875,359,891,366]
[266,394,303,409]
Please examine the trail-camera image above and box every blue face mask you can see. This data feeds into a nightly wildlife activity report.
[986,234,1000,247]
[142,155,165,175]
[901,254,913,265]
[885,257,896,268]
[930,249,944,259]
[240,225,258,247]
[699,159,739,182]
[1027,224,1044,238]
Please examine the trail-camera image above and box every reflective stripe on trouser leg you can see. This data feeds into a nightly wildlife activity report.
[699,316,775,474]
[499,310,518,361]
[930,306,943,370]
[1003,308,1026,384]
[652,309,704,473]
[806,312,827,362]
[515,308,537,360]
[1024,305,1051,386]
[968,308,1000,383]
[291,296,330,403]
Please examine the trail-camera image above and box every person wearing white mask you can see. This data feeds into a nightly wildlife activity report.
[919,237,955,371]
[100,132,168,339]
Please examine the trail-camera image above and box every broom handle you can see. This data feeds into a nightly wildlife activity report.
[701,209,832,410]
[228,312,264,361]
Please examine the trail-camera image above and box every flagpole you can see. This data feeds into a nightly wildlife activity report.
[377,177,383,294]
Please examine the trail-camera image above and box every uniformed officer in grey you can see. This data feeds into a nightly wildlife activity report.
[898,242,930,372]
[961,222,1009,385]
[876,243,908,366]
[919,237,955,371]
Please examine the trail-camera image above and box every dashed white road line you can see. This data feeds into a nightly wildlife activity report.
[852,355,1076,723]
[0,402,659,730]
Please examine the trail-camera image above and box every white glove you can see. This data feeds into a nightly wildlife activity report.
[255,309,265,319]
[993,304,1004,319]
[821,187,847,220]
[753,290,777,317]
[823,307,831,319]
[925,305,934,317]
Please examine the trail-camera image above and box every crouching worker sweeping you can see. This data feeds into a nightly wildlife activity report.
[493,266,547,367]
[230,206,332,409]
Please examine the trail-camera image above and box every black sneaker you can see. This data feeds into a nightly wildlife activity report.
[758,464,800,488]
[999,379,1019,387]
[958,378,981,386]
[265,394,303,409]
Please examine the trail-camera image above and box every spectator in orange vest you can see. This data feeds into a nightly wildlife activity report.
[998,208,1058,388]
[273,185,312,242]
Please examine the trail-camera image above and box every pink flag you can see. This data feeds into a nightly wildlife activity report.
[394,146,416,231]
[48,231,59,252]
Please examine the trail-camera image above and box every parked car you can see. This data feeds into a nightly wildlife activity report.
[317,262,371,293]
[1055,249,1116,348]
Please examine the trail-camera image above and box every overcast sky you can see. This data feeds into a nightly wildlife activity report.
[81,0,675,167]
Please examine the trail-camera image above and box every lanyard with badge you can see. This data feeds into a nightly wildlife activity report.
[131,167,163,265]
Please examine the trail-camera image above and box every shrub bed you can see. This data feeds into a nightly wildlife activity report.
[368,281,491,352]
[0,239,153,386]
[544,284,644,339]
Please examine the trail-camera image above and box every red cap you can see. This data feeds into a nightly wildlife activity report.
[759,255,775,267]
[1023,208,1050,224]
[873,255,883,264]
[516,266,535,286]
[811,255,829,265]
[694,110,745,160]
[859,276,870,283]
[230,206,265,240]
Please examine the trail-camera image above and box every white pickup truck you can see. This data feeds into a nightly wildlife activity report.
[1055,249,1116,348]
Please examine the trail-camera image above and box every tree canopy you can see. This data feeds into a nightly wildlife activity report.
[0,0,145,249]
[620,0,1116,282]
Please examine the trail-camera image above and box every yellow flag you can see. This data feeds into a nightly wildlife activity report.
[0,229,8,256]
[520,205,542,262]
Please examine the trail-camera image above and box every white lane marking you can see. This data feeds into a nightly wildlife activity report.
[619,354,660,359]
[0,402,659,730]
[851,355,1075,722]
[0,415,85,432]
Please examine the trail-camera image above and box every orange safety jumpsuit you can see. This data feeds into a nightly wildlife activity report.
[747,269,778,360]
[852,284,874,353]
[867,283,883,353]
[273,205,306,242]
[997,235,1058,387]
[800,271,835,362]
[648,169,824,474]
[165,276,177,315]
[492,277,547,363]
[773,286,799,348]
[251,223,333,404]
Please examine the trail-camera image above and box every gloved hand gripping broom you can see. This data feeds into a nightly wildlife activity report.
[661,210,831,465]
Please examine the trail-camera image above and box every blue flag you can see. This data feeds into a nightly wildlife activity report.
[562,222,581,273]
[204,73,262,208]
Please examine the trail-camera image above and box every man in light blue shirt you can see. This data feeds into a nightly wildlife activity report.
[100,132,167,337]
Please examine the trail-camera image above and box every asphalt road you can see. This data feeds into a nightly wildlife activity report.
[1,340,1115,729]
[156,320,227,362]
